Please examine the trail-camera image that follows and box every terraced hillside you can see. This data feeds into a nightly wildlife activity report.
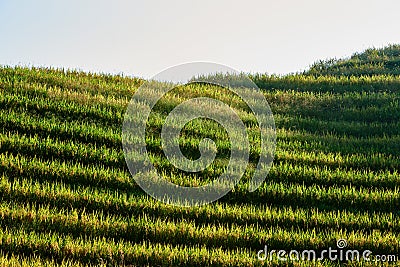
[0,58,399,266]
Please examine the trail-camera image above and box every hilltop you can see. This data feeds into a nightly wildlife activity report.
[306,44,400,76]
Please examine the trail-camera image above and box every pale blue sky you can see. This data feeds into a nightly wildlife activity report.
[1,0,400,78]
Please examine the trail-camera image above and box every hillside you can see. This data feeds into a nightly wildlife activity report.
[0,56,399,266]
[306,44,400,76]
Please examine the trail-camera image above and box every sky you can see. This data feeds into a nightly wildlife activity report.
[1,0,400,79]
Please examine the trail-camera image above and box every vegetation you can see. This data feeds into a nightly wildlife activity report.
[1,45,400,266]
[306,44,400,76]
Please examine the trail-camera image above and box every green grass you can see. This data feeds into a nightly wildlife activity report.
[306,44,400,76]
[0,57,400,266]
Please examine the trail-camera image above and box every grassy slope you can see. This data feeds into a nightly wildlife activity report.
[306,44,400,76]
[0,56,399,266]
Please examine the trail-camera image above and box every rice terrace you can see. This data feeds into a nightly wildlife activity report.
[0,45,400,266]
